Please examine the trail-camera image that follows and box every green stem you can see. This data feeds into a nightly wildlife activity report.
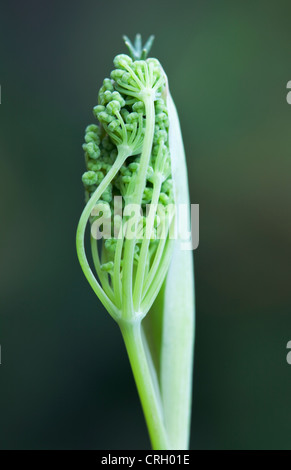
[133,177,162,311]
[122,97,155,320]
[141,237,174,314]
[119,320,170,450]
[90,235,115,302]
[113,229,124,309]
[76,150,128,320]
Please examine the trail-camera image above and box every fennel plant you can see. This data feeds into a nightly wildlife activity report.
[76,35,195,450]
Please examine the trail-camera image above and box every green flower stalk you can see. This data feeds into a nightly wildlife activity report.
[76,34,195,450]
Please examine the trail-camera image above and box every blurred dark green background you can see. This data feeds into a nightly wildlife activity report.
[0,0,290,450]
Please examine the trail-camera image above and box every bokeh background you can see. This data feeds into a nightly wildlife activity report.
[0,0,290,450]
